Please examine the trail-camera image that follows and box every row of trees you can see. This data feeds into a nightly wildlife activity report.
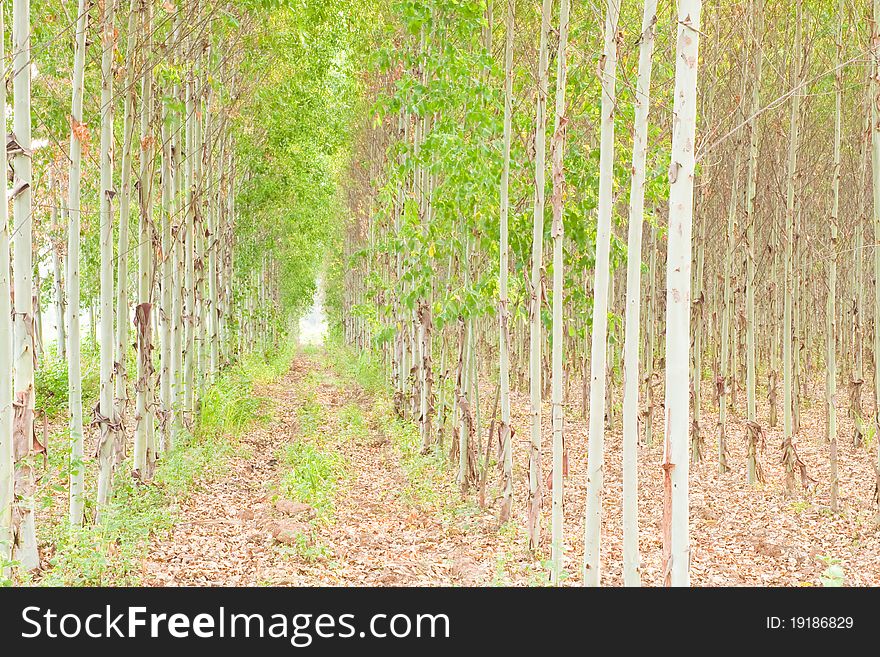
[1,0,345,578]
[330,0,880,586]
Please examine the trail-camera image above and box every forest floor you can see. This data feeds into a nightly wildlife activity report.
[142,346,521,586]
[139,346,880,587]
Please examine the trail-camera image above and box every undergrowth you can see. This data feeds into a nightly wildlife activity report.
[325,340,465,514]
[16,345,293,587]
[275,441,345,517]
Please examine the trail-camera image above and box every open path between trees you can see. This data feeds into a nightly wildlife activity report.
[142,349,518,586]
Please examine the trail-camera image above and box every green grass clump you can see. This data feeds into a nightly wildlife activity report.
[338,402,366,436]
[325,341,387,396]
[276,441,345,517]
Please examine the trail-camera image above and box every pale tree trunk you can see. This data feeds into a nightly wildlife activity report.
[184,75,196,423]
[195,72,207,399]
[827,0,842,512]
[527,0,552,551]
[584,0,621,587]
[549,0,570,585]
[0,1,13,572]
[66,0,89,526]
[692,242,704,464]
[497,0,515,525]
[850,109,867,447]
[744,0,764,486]
[719,144,739,473]
[661,0,702,588]
[33,269,42,361]
[415,26,431,453]
[171,72,185,445]
[207,136,221,381]
[159,99,174,453]
[11,0,39,570]
[114,0,138,452]
[872,0,880,517]
[96,0,118,516]
[134,0,155,477]
[782,0,802,496]
[621,0,657,588]
[645,224,657,445]
[457,226,473,493]
[229,168,236,356]
[52,232,66,359]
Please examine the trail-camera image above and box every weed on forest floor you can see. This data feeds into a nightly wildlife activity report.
[276,441,346,517]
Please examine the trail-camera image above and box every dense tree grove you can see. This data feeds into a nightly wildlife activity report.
[0,0,354,578]
[329,0,880,584]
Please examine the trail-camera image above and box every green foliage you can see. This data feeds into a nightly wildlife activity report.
[324,0,674,354]
[818,556,845,587]
[325,341,388,395]
[338,403,367,435]
[28,351,284,586]
[36,428,235,586]
[276,442,345,517]
[35,346,100,421]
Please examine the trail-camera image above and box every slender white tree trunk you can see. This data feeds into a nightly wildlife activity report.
[584,0,621,587]
[66,0,89,526]
[782,0,802,495]
[96,0,118,516]
[827,0,842,512]
[184,74,196,419]
[872,0,880,516]
[114,0,138,456]
[52,239,66,359]
[621,0,658,588]
[0,2,14,572]
[11,0,39,569]
[527,0,552,552]
[744,0,764,486]
[207,136,221,381]
[171,72,185,445]
[498,0,515,525]
[134,0,155,476]
[549,0,570,585]
[661,0,702,588]
[159,100,174,453]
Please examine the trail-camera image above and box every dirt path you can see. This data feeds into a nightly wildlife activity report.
[142,350,508,586]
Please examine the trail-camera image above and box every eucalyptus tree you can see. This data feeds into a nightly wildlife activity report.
[115,0,139,446]
[50,173,67,360]
[549,0,570,585]
[66,0,89,526]
[0,2,13,572]
[872,0,880,514]
[662,0,702,588]
[743,0,763,486]
[11,0,39,570]
[527,0,553,551]
[497,0,515,525]
[782,0,802,495]
[621,0,659,588]
[134,0,156,477]
[584,0,621,587]
[159,86,175,454]
[96,0,119,515]
[184,66,197,422]
[826,0,843,512]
